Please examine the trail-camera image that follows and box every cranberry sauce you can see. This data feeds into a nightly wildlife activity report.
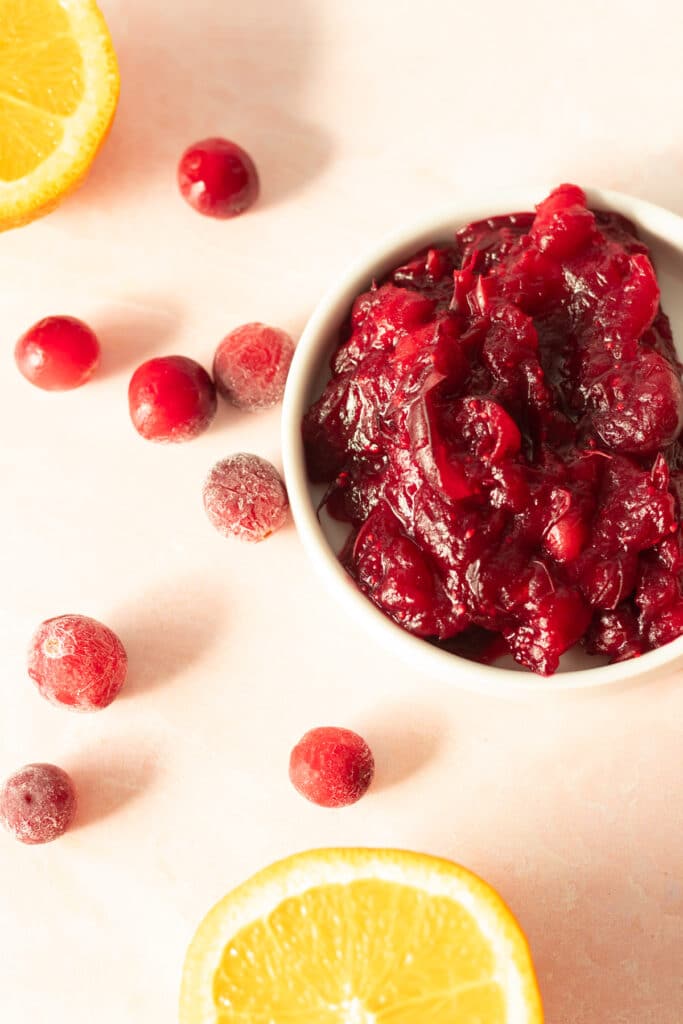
[303,185,683,674]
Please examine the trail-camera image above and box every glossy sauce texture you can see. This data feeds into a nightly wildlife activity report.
[303,185,683,674]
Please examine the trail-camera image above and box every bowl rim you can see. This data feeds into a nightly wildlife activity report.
[281,185,683,694]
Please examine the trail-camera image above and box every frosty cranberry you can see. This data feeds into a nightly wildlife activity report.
[1,764,77,844]
[14,316,99,391]
[303,184,683,674]
[177,137,259,219]
[213,323,294,411]
[203,453,289,542]
[28,614,127,711]
[289,727,375,808]
[128,356,217,442]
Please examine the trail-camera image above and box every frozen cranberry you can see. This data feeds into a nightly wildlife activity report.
[28,614,127,711]
[128,356,217,443]
[289,727,375,808]
[213,323,295,411]
[177,137,259,219]
[203,453,289,542]
[14,316,100,391]
[1,764,77,844]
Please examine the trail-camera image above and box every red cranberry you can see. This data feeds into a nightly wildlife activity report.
[28,614,127,711]
[213,323,295,411]
[128,356,217,443]
[1,764,77,844]
[505,588,591,675]
[451,397,522,464]
[14,316,100,391]
[203,453,289,542]
[348,503,463,638]
[589,351,683,455]
[544,510,589,563]
[289,727,375,808]
[177,137,259,219]
[585,606,644,662]
[646,602,683,647]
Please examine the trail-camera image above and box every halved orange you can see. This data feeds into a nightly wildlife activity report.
[180,848,543,1023]
[0,0,119,229]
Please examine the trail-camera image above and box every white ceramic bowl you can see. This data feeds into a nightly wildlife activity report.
[282,186,683,693]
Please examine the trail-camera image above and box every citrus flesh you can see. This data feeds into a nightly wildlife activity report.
[0,0,119,228]
[180,848,543,1024]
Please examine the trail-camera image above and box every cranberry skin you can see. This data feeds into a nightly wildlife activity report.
[14,316,100,391]
[128,356,217,443]
[544,510,589,563]
[28,614,127,712]
[451,397,522,464]
[177,138,259,219]
[585,606,644,662]
[1,764,77,844]
[589,352,683,455]
[646,602,683,647]
[203,453,289,542]
[289,727,375,808]
[213,323,295,411]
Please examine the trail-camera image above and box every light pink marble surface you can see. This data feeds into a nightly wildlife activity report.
[1,1,682,1021]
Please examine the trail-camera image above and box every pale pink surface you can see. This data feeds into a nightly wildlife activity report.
[0,1,682,1021]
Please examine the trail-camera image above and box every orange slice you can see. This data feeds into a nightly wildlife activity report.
[180,848,543,1023]
[0,0,119,229]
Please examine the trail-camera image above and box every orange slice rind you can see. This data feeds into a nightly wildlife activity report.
[0,0,119,229]
[180,848,544,1024]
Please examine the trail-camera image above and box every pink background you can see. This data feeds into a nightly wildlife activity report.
[1,1,682,1021]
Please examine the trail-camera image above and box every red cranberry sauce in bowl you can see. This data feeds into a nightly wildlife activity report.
[302,185,683,676]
